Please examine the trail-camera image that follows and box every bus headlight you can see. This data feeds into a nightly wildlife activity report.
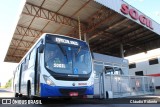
[43,75,55,86]
[88,81,94,86]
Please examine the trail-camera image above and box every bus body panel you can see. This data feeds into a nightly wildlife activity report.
[21,40,43,96]
[40,84,94,97]
[38,46,94,97]
[13,34,94,97]
[21,66,34,95]
[13,68,20,94]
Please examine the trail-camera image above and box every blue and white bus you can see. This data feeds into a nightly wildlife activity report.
[13,33,94,98]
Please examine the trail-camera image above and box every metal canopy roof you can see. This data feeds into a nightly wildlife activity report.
[4,0,160,63]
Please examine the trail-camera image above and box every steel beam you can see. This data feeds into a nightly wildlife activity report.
[125,36,160,56]
[100,32,154,54]
[66,6,117,37]
[58,0,91,32]
[107,19,129,30]
[40,0,69,33]
[88,19,128,41]
[125,31,153,45]
[16,26,42,38]
[7,48,27,56]
[89,31,114,46]
[128,34,159,50]
[65,0,91,37]
[94,27,146,52]
[11,38,33,48]
[9,0,46,61]
[10,46,30,50]
[5,55,22,63]
[23,2,84,28]
[85,7,117,34]
[114,24,139,36]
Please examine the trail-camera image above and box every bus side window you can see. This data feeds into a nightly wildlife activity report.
[28,49,36,68]
[22,59,27,71]
[13,69,16,85]
[24,55,29,70]
[21,61,26,72]
[94,64,103,78]
[29,52,31,60]
[14,70,18,84]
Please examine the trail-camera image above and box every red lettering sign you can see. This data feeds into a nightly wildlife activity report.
[120,4,129,14]
[139,15,147,25]
[120,4,153,30]
[129,9,138,20]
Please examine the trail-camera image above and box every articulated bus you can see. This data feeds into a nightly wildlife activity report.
[13,33,94,98]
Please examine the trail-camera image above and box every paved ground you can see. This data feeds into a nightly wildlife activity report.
[0,88,14,98]
[0,88,160,107]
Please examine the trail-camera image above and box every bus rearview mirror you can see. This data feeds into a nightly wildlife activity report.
[39,44,44,53]
[91,52,94,59]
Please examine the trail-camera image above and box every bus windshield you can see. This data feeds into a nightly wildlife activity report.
[44,43,92,75]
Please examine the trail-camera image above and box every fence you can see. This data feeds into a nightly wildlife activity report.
[95,71,155,99]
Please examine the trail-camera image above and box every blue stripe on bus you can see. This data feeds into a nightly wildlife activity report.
[40,83,93,97]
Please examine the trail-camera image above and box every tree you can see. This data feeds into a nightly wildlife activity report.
[5,78,12,88]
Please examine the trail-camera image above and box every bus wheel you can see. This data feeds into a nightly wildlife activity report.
[27,81,32,99]
[14,85,18,97]
[19,94,22,97]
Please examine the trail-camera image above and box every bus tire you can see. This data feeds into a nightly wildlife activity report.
[27,81,32,99]
[106,91,108,99]
[14,85,18,97]
[19,94,22,97]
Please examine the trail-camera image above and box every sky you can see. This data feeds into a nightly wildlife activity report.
[0,0,25,85]
[0,0,160,85]
[124,0,160,24]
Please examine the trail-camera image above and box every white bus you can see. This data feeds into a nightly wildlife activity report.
[128,57,160,89]
[13,33,94,98]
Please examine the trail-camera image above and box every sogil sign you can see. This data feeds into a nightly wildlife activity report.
[120,4,153,30]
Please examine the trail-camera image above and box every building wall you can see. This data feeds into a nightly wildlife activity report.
[129,57,160,88]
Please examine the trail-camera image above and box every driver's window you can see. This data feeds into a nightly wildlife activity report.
[113,67,123,75]
[105,66,114,75]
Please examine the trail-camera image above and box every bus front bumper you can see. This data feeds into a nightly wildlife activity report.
[40,83,93,97]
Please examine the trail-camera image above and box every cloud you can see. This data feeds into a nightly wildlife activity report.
[133,0,144,2]
[155,11,160,16]
[139,0,144,2]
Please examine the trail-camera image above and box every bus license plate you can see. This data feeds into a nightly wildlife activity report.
[69,92,78,96]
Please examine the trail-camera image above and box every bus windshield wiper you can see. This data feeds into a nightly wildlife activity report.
[57,44,67,59]
[76,46,81,56]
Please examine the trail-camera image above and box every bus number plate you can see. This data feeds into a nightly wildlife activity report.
[69,92,78,96]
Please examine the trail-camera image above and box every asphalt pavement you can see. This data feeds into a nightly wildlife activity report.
[0,88,14,97]
[0,88,160,107]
